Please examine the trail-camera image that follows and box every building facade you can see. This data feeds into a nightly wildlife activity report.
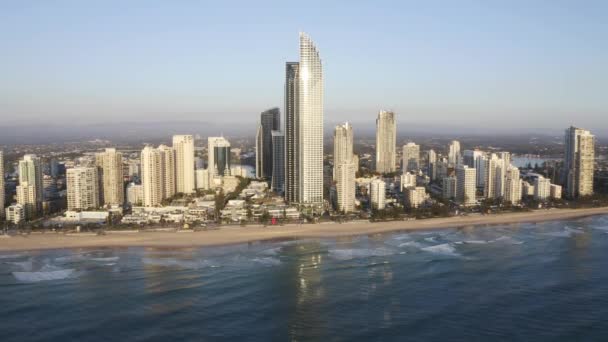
[402,142,420,173]
[271,131,285,194]
[173,135,195,194]
[564,126,594,198]
[375,111,396,173]
[66,167,100,210]
[256,108,281,179]
[370,178,386,210]
[456,165,476,206]
[96,148,125,206]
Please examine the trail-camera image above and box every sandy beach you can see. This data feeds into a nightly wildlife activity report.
[1,207,607,252]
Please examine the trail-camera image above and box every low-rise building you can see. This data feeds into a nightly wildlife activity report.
[404,186,427,209]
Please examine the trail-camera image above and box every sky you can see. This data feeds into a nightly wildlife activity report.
[1,0,607,135]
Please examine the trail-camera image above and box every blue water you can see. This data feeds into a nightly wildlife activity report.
[2,215,608,341]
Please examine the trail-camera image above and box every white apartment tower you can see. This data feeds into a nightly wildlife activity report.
[456,165,476,206]
[504,166,522,205]
[16,182,36,220]
[534,176,552,201]
[66,167,99,210]
[141,146,163,207]
[402,142,420,173]
[564,126,594,198]
[448,140,461,166]
[18,154,44,214]
[96,148,124,206]
[375,111,396,173]
[333,122,354,180]
[334,122,356,213]
[158,145,176,199]
[173,135,195,194]
[370,178,386,210]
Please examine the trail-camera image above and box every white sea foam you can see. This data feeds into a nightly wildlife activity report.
[142,257,216,269]
[424,237,438,243]
[13,269,75,283]
[491,236,524,245]
[421,243,460,256]
[259,247,282,256]
[5,260,33,271]
[251,257,281,266]
[90,257,119,262]
[463,240,488,245]
[329,247,396,261]
[54,255,85,263]
[542,228,584,238]
[0,254,25,259]
[398,241,424,248]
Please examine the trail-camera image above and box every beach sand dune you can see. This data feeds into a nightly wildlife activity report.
[1,207,607,252]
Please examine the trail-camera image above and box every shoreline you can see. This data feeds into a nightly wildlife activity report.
[1,207,607,252]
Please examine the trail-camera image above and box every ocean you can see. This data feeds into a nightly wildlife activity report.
[2,215,608,341]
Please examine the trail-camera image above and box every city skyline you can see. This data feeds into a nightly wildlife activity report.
[1,1,607,135]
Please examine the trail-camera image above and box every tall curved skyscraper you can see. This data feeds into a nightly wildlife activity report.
[285,32,323,210]
[375,110,396,173]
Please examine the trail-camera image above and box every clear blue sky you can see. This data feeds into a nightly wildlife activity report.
[1,0,607,133]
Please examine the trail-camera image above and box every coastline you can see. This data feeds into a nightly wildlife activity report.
[1,207,607,252]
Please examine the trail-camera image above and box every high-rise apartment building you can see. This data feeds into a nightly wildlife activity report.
[427,149,437,181]
[504,166,522,205]
[16,182,36,220]
[402,142,420,173]
[271,131,285,194]
[333,122,354,180]
[256,108,281,179]
[370,178,386,210]
[0,151,4,220]
[448,140,461,166]
[534,176,551,201]
[96,148,124,206]
[404,186,427,209]
[443,176,457,200]
[66,167,99,210]
[284,33,324,209]
[158,145,176,199]
[335,162,356,213]
[172,135,195,194]
[456,165,476,206]
[285,61,300,204]
[141,146,163,207]
[375,111,396,173]
[18,154,44,215]
[463,150,486,188]
[564,126,594,198]
[208,137,231,185]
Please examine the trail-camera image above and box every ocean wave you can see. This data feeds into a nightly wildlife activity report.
[0,254,25,259]
[13,269,75,283]
[142,257,217,269]
[5,260,33,271]
[251,257,281,266]
[491,236,523,244]
[398,241,424,248]
[424,237,438,243]
[421,243,460,256]
[541,228,584,238]
[90,257,120,262]
[259,247,282,256]
[463,240,488,245]
[328,247,397,261]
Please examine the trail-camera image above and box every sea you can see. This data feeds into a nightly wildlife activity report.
[2,215,608,341]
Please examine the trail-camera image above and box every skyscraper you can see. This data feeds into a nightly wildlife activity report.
[370,178,386,210]
[173,135,195,195]
[564,126,594,198]
[256,108,281,179]
[158,145,176,199]
[66,167,99,210]
[96,148,124,206]
[18,154,44,215]
[402,142,420,173]
[141,146,163,207]
[0,151,4,220]
[16,183,36,220]
[285,61,299,204]
[271,131,285,194]
[333,122,356,213]
[375,110,396,173]
[456,165,476,206]
[448,140,461,166]
[504,166,522,205]
[284,33,323,209]
[208,137,231,184]
[427,149,437,181]
[333,122,353,180]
